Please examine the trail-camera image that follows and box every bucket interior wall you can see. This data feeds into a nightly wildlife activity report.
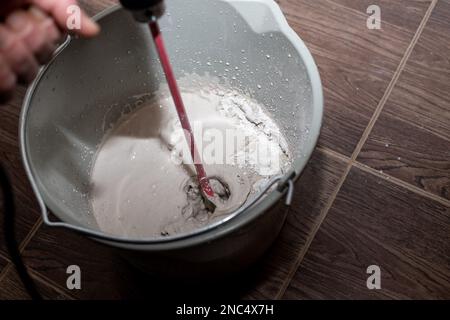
[24,0,314,231]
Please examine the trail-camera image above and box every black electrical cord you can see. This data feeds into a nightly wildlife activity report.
[0,162,42,300]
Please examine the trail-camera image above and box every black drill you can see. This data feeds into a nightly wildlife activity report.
[119,0,166,22]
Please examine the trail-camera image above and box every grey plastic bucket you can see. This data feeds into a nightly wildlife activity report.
[20,0,322,274]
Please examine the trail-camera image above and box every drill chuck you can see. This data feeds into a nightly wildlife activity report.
[120,0,166,22]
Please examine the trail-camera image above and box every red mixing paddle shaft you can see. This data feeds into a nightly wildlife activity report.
[149,21,216,201]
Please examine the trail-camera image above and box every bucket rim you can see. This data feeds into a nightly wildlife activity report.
[19,0,323,250]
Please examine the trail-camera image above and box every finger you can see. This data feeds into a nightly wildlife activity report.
[6,10,46,53]
[29,6,62,43]
[28,6,61,63]
[5,8,60,66]
[0,55,17,98]
[31,0,100,38]
[0,24,40,84]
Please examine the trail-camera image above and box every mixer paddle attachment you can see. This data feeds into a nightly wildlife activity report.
[120,0,218,212]
[148,20,217,213]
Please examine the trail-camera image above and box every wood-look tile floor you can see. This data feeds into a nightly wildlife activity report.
[0,0,449,299]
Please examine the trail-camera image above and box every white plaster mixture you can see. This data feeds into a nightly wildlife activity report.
[89,79,291,238]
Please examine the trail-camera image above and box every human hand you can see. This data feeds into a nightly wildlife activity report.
[0,0,100,102]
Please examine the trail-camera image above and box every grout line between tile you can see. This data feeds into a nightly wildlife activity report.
[0,263,13,284]
[319,146,449,206]
[0,217,43,295]
[0,263,74,300]
[0,251,11,263]
[317,146,351,162]
[353,162,450,207]
[349,0,438,160]
[274,0,438,299]
[0,251,12,284]
[1,215,75,299]
[18,216,79,299]
[275,162,352,300]
[28,270,77,300]
[0,221,76,300]
[19,216,43,253]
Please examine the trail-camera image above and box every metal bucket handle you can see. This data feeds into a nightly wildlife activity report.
[32,167,296,245]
